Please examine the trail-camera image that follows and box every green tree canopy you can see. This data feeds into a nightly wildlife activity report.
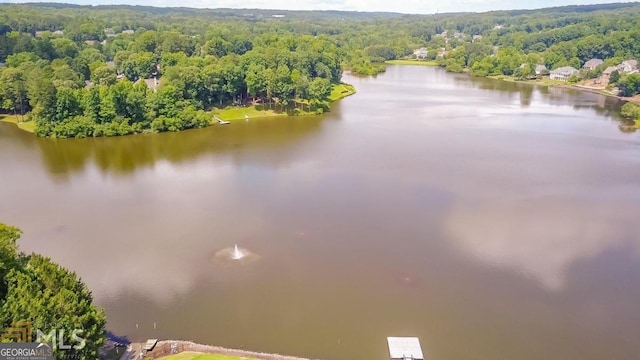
[0,223,106,360]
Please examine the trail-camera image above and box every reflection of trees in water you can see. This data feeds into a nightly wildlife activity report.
[454,75,628,128]
[35,116,325,177]
[453,75,541,107]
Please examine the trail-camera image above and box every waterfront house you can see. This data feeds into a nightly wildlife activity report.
[413,48,428,59]
[617,60,638,73]
[535,65,549,75]
[583,58,603,70]
[550,66,579,81]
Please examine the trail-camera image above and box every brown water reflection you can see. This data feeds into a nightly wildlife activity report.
[1,66,639,360]
[31,115,325,178]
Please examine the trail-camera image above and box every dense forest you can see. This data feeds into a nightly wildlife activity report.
[1,2,640,138]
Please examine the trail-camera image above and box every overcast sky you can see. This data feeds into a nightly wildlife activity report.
[0,0,636,14]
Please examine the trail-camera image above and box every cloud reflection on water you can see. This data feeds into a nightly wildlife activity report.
[446,198,639,291]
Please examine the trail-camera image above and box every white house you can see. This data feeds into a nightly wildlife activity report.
[617,60,638,73]
[550,66,579,81]
[413,48,428,59]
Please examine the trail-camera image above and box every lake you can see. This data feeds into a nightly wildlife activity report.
[1,65,639,360]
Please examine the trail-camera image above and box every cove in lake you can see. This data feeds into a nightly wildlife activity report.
[1,65,639,360]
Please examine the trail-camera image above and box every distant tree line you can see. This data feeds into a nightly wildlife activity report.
[2,3,640,137]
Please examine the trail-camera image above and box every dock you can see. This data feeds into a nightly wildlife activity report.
[213,116,230,125]
[387,337,424,360]
[143,339,158,351]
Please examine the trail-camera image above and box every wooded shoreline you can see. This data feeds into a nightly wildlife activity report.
[0,82,356,136]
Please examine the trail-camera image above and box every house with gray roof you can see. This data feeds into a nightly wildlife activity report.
[617,60,638,73]
[583,58,603,70]
[550,66,579,81]
[535,65,549,75]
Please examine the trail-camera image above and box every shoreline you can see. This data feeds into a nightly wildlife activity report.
[387,62,640,107]
[123,340,315,360]
[213,83,356,122]
[0,114,36,133]
[385,59,438,67]
[0,83,356,137]
[484,74,640,106]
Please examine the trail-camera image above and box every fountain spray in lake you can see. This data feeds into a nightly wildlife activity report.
[212,243,258,265]
[232,244,245,260]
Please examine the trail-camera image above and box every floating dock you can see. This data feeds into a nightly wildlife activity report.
[387,337,424,360]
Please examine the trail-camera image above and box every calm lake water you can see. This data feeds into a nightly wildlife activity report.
[1,65,640,360]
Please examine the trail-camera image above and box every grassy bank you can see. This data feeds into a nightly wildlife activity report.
[211,106,286,122]
[160,352,253,360]
[385,59,438,66]
[487,74,566,87]
[0,114,36,133]
[211,83,356,122]
[329,83,356,101]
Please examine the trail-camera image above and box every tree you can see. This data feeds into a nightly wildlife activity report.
[309,77,331,109]
[54,87,82,122]
[126,82,148,123]
[5,52,40,67]
[245,63,266,103]
[0,224,20,299]
[83,86,101,122]
[609,70,621,85]
[291,69,310,110]
[620,102,640,120]
[28,74,57,125]
[2,254,106,359]
[91,66,116,86]
[618,74,640,97]
[51,38,79,59]
[514,64,535,80]
[0,68,28,117]
[274,64,293,109]
[0,223,106,360]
